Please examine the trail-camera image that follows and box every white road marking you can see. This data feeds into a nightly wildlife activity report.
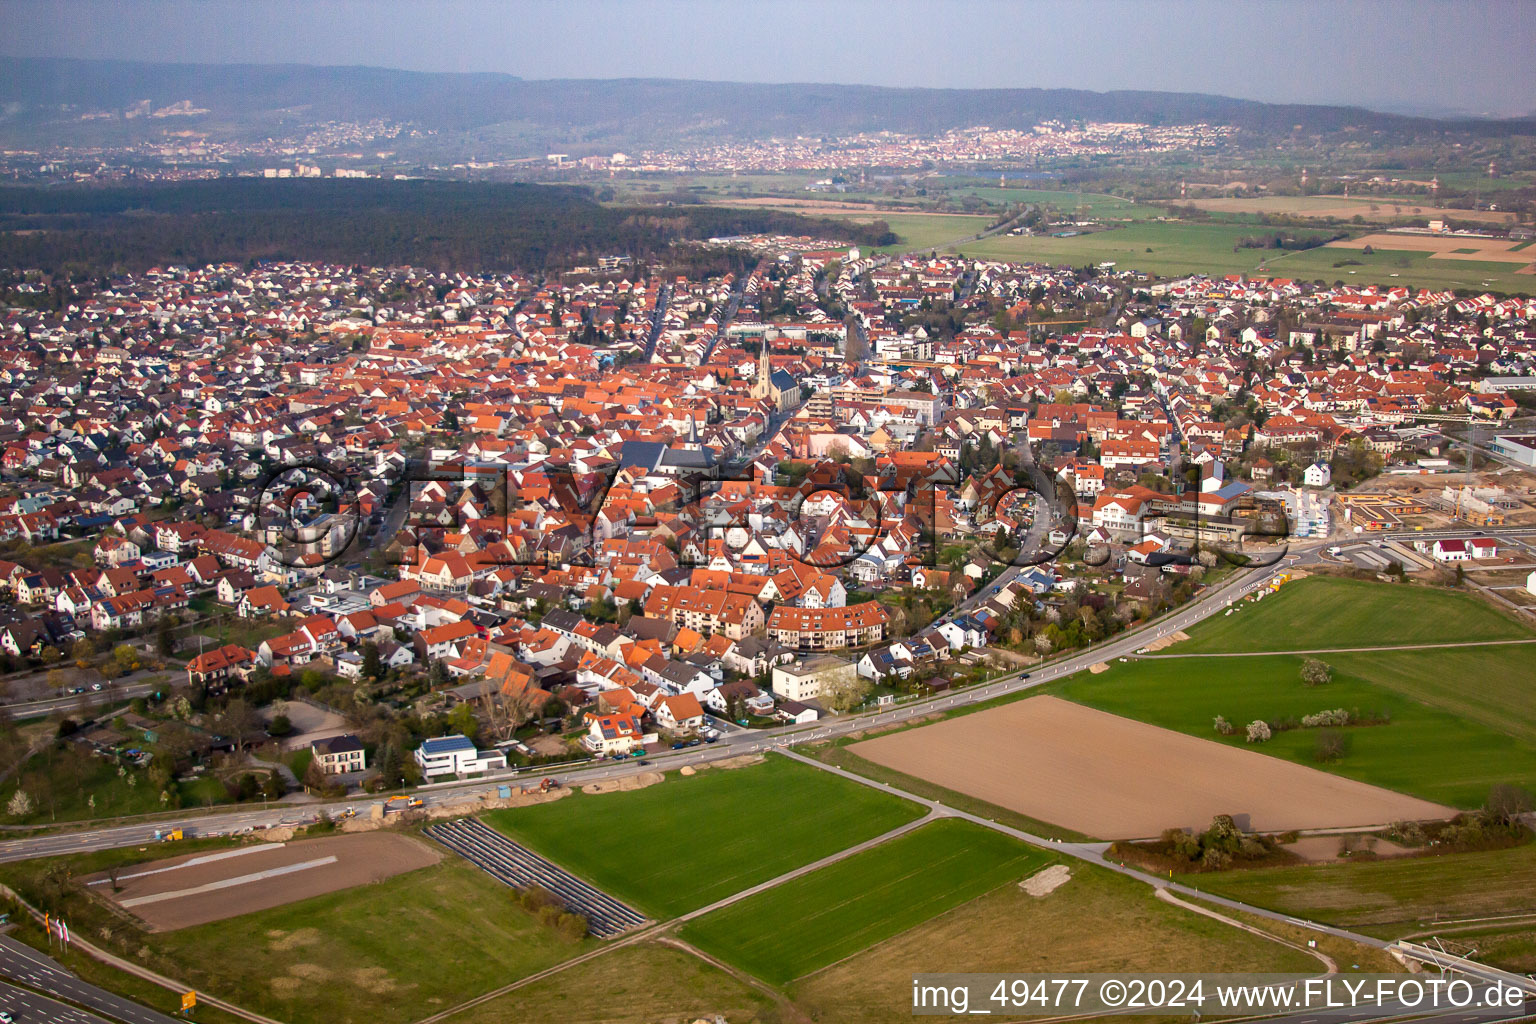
[119,855,339,907]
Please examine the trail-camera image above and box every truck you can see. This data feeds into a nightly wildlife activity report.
[153,828,184,842]
[406,796,424,809]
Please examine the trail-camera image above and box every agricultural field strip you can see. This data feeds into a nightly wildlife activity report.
[1145,638,1536,657]
[85,846,284,887]
[775,748,1397,952]
[677,820,1044,984]
[669,809,941,925]
[426,818,646,939]
[119,857,337,908]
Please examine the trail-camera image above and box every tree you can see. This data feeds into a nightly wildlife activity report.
[1299,658,1332,687]
[267,714,293,737]
[1245,720,1272,743]
[6,789,33,817]
[1484,783,1534,825]
[216,698,264,752]
[156,617,176,657]
[445,702,480,743]
[39,645,61,665]
[820,673,873,713]
[113,644,140,677]
[1313,729,1351,763]
[71,637,95,668]
[361,641,383,682]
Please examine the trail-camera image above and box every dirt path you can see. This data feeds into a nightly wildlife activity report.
[1145,638,1536,657]
[653,936,814,1024]
[1155,887,1336,973]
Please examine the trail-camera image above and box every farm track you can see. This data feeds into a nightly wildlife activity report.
[1145,638,1536,657]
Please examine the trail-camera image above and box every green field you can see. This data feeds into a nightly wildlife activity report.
[792,864,1340,1022]
[1262,244,1533,295]
[955,186,1157,220]
[1052,651,1536,808]
[1179,577,1531,653]
[678,819,1046,985]
[956,218,1534,293]
[958,220,1276,276]
[1180,841,1536,938]
[144,857,588,1024]
[483,755,926,918]
[0,842,588,1024]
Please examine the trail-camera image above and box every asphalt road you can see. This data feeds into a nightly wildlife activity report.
[0,935,180,1024]
[8,516,1531,862]
[0,981,117,1024]
[0,555,1287,864]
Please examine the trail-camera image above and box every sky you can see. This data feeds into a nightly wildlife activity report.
[2,0,1533,117]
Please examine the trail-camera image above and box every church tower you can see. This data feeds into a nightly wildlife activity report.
[751,342,774,401]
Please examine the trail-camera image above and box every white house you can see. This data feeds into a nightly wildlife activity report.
[1432,538,1471,563]
[414,734,507,778]
[1303,462,1332,488]
[582,712,645,755]
[934,619,985,651]
[1527,570,1536,597]
[771,655,856,702]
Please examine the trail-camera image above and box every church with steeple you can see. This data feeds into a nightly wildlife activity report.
[751,342,799,413]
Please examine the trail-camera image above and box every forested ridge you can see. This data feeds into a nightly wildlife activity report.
[0,179,894,274]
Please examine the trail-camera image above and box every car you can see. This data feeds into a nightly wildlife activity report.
[91,682,103,691]
[670,740,687,750]
[1021,673,1031,679]
[2,1009,16,1023]
[636,759,651,766]
[703,735,718,743]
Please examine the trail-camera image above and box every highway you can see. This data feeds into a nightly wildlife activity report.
[1,981,118,1024]
[0,935,180,1024]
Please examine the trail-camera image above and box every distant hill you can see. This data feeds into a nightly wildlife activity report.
[3,57,1533,152]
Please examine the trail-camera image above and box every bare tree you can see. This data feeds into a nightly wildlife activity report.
[216,698,264,752]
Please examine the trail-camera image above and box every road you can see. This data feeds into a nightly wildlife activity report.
[0,555,1289,864]
[8,519,1527,861]
[640,282,672,362]
[696,262,756,365]
[0,935,180,1024]
[1,981,118,1024]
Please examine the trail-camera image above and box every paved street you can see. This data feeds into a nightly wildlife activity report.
[0,555,1285,863]
[1,981,117,1024]
[0,935,180,1024]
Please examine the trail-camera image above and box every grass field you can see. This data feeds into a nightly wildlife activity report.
[958,220,1275,276]
[1052,652,1536,808]
[448,941,787,1024]
[678,819,1046,985]
[956,218,1535,293]
[483,755,926,918]
[952,187,1157,220]
[790,861,1324,1023]
[146,857,587,1024]
[1180,841,1536,939]
[1179,577,1531,653]
[0,842,589,1024]
[1263,244,1533,294]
